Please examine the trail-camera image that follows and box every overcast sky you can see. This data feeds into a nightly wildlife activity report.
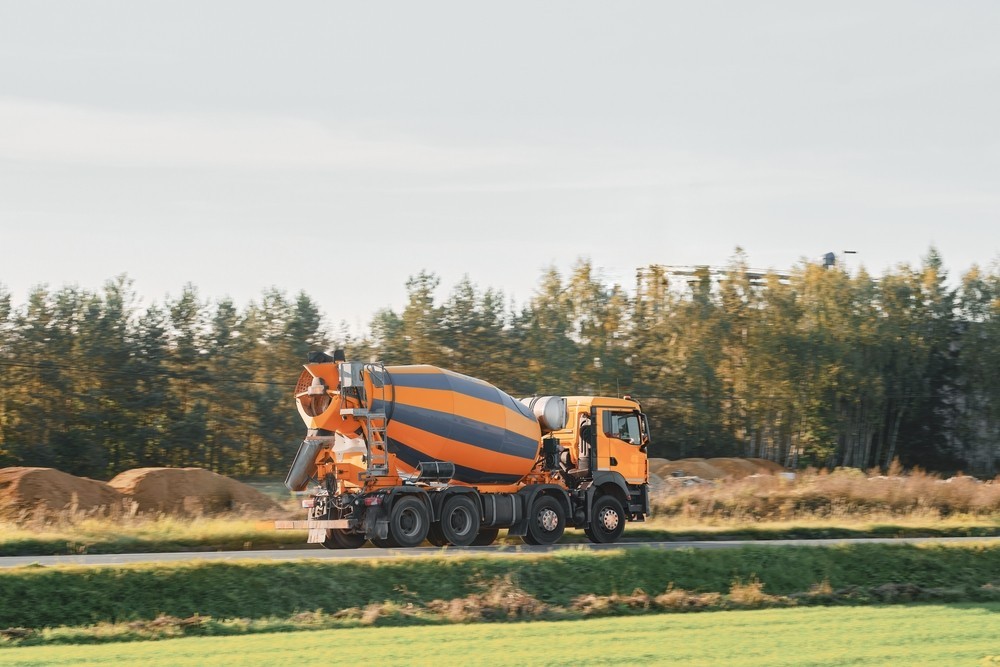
[1,1,998,334]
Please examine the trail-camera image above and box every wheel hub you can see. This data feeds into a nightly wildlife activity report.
[538,507,559,532]
[399,509,420,537]
[598,507,620,531]
[449,507,472,536]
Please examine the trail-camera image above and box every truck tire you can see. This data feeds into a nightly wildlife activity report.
[321,531,344,550]
[470,528,500,546]
[322,529,367,549]
[523,495,566,545]
[426,524,448,546]
[388,496,430,548]
[585,495,626,544]
[439,495,480,547]
[371,535,398,549]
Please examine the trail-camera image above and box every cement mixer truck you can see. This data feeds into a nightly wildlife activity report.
[274,351,650,548]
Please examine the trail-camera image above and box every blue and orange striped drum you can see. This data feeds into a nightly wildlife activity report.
[367,365,542,485]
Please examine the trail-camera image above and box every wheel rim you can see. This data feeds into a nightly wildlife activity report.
[598,506,620,532]
[398,507,422,538]
[449,506,473,536]
[537,507,559,532]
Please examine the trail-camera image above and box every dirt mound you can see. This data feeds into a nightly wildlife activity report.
[648,457,785,480]
[0,467,124,520]
[651,458,723,479]
[108,467,285,517]
[746,458,786,474]
[707,458,762,478]
[647,470,669,494]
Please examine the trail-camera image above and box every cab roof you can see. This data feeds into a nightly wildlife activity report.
[561,396,641,411]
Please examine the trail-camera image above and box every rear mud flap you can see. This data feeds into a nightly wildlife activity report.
[308,528,326,543]
[362,508,389,540]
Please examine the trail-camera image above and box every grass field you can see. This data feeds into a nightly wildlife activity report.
[1,543,998,636]
[1,604,997,666]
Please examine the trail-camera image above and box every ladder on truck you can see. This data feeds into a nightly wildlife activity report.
[338,362,392,478]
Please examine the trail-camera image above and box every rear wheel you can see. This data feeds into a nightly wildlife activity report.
[586,495,626,544]
[426,524,449,547]
[388,496,430,548]
[470,528,500,546]
[322,529,366,549]
[440,495,480,547]
[523,495,566,545]
[320,530,344,550]
[371,535,398,548]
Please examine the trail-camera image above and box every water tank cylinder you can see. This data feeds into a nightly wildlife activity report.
[519,395,568,432]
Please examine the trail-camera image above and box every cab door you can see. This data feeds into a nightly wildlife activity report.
[593,408,647,484]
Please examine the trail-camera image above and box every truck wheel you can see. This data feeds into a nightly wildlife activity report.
[470,528,500,546]
[371,535,398,549]
[524,495,566,545]
[322,529,367,549]
[440,495,480,547]
[321,530,344,550]
[323,528,366,549]
[426,524,449,547]
[388,496,430,548]
[586,495,626,544]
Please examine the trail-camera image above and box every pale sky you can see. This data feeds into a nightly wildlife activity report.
[1,1,998,335]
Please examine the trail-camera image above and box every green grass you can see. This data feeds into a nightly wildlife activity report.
[1,543,998,631]
[2,604,998,666]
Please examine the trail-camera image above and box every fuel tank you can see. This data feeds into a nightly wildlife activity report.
[368,365,542,485]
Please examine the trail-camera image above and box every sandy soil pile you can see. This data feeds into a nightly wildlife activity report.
[649,457,785,481]
[1,465,286,520]
[107,467,285,517]
[650,458,720,479]
[0,466,124,520]
[746,458,786,474]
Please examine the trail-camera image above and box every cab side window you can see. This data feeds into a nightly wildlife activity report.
[604,412,641,444]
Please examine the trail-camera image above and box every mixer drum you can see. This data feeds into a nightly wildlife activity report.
[369,365,542,485]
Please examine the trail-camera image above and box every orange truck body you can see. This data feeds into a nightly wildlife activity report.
[275,353,650,548]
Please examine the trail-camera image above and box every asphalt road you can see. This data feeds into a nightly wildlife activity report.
[2,535,998,569]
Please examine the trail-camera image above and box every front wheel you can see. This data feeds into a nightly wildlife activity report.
[523,495,566,545]
[586,495,626,544]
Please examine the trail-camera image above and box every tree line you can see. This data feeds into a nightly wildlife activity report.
[2,247,999,479]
